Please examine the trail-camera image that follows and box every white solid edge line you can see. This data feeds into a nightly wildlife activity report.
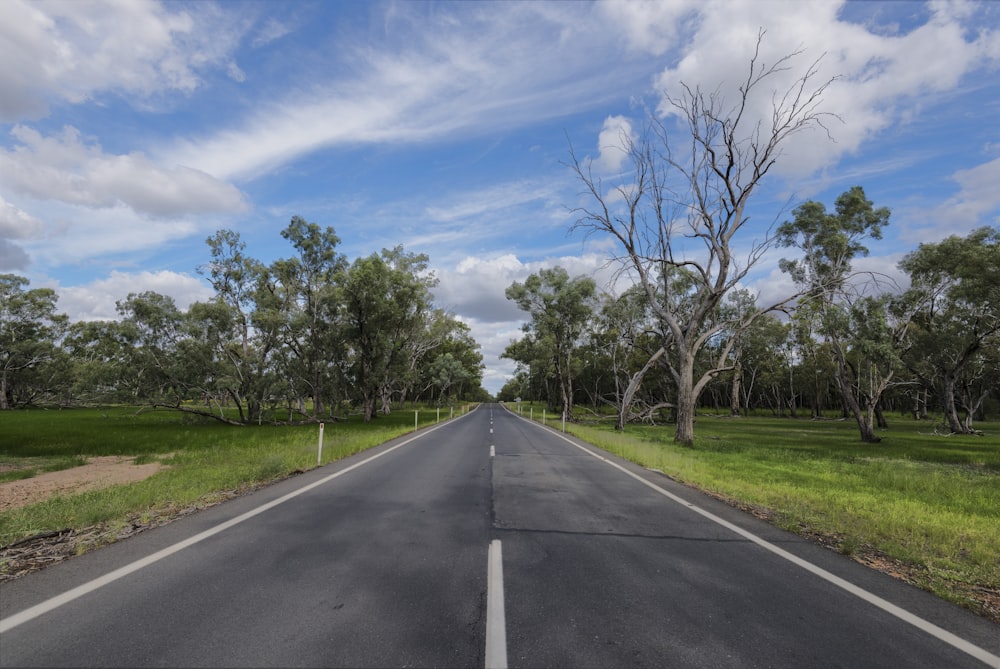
[485,539,508,669]
[510,410,1000,669]
[0,409,477,635]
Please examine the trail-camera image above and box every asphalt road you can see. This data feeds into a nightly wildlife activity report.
[1,404,998,668]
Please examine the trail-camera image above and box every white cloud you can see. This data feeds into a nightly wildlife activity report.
[597,0,699,56]
[433,251,625,394]
[652,1,1000,178]
[21,203,202,271]
[159,3,651,181]
[593,115,636,174]
[54,270,213,322]
[0,0,247,122]
[0,125,247,217]
[0,195,43,240]
[0,240,31,272]
[251,17,294,48]
[942,156,1000,225]
[902,156,1000,241]
[0,195,44,271]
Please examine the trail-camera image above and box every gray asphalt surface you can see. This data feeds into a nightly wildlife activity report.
[1,403,998,668]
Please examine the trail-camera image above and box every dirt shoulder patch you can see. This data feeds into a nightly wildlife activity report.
[0,456,165,513]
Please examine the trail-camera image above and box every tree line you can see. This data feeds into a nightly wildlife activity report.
[498,211,1000,442]
[498,35,998,444]
[0,217,488,423]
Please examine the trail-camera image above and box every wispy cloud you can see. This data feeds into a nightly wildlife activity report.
[0,0,247,121]
[160,3,653,181]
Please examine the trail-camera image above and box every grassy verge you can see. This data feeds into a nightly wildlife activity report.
[0,405,467,551]
[514,403,1000,622]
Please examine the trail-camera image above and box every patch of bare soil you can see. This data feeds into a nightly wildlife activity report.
[0,456,165,513]
[0,467,285,583]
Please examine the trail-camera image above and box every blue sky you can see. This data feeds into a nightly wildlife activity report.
[2,0,999,394]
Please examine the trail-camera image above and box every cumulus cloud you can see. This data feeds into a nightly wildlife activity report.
[940,156,1000,226]
[433,251,626,394]
[0,0,247,121]
[593,115,636,174]
[16,201,209,273]
[0,195,43,240]
[0,125,247,217]
[597,0,698,56]
[651,1,1000,178]
[0,195,43,271]
[896,156,1000,242]
[54,270,213,322]
[0,239,30,272]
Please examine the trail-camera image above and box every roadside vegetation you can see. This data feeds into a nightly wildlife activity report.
[510,401,1000,623]
[0,405,467,557]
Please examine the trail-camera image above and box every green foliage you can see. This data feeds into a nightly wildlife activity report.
[3,217,489,420]
[898,227,1000,433]
[504,266,596,416]
[0,274,69,410]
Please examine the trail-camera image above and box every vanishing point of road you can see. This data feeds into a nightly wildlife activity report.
[2,404,998,667]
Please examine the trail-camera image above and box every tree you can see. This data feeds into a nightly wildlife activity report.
[198,229,280,424]
[777,186,904,442]
[0,274,68,409]
[425,317,484,403]
[570,34,833,444]
[504,267,596,419]
[899,227,1000,433]
[272,216,346,418]
[340,246,437,422]
[115,291,186,402]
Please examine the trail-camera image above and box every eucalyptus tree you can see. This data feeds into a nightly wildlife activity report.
[722,311,790,416]
[569,34,833,445]
[777,186,907,442]
[428,317,484,402]
[114,291,186,402]
[340,246,437,422]
[505,266,596,419]
[198,229,281,424]
[0,274,68,409]
[590,285,669,429]
[271,216,346,417]
[63,320,132,403]
[899,227,1000,432]
[500,333,553,409]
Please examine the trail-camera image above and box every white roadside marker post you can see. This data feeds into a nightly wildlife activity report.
[317,423,325,466]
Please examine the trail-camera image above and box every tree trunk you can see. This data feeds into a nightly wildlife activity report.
[673,358,696,446]
[0,370,8,410]
[831,344,881,443]
[730,362,742,417]
[875,402,888,429]
[313,369,325,417]
[942,374,966,433]
[616,347,665,431]
[363,393,376,423]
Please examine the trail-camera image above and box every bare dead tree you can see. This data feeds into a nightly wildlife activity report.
[570,31,836,445]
